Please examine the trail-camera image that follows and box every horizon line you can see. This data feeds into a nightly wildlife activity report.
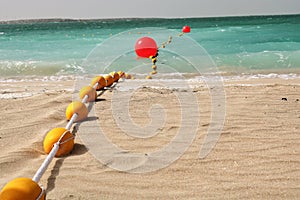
[0,13,299,24]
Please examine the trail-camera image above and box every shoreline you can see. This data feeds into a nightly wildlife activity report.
[1,73,300,99]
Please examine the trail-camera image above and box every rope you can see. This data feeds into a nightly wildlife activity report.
[147,36,173,79]
[82,94,89,104]
[92,82,99,89]
[36,186,45,200]
[32,141,59,183]
[65,113,78,130]
[147,29,189,78]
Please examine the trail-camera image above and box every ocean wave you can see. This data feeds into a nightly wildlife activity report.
[0,15,299,78]
[0,60,86,76]
[213,50,300,70]
[223,73,300,81]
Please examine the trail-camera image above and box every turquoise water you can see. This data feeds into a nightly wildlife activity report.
[0,15,299,76]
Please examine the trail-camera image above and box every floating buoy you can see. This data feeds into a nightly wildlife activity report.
[182,25,191,33]
[152,65,157,70]
[104,75,114,87]
[0,177,45,200]
[146,75,152,79]
[91,76,106,90]
[135,37,158,58]
[65,101,88,122]
[151,57,157,64]
[43,127,74,157]
[150,71,157,75]
[109,71,120,82]
[79,86,97,102]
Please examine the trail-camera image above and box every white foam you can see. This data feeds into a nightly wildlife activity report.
[114,72,300,92]
[0,75,76,83]
[222,73,300,81]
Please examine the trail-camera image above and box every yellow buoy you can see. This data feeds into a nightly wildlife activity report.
[109,71,120,82]
[150,70,157,75]
[146,75,152,79]
[43,127,74,157]
[151,57,157,63]
[0,177,45,200]
[79,86,97,102]
[90,76,106,90]
[65,101,88,122]
[117,71,125,78]
[125,73,132,79]
[152,65,157,70]
[104,75,114,87]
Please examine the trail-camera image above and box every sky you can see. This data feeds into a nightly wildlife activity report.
[1,0,300,21]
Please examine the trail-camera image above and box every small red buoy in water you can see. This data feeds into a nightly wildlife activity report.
[182,25,191,33]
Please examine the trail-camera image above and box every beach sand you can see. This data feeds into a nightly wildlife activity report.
[0,77,300,199]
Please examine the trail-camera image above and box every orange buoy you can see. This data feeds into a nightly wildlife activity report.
[109,71,120,82]
[65,101,88,122]
[43,127,74,157]
[150,70,157,75]
[104,75,114,87]
[125,73,132,79]
[91,76,106,90]
[117,71,125,78]
[0,177,45,200]
[79,86,97,102]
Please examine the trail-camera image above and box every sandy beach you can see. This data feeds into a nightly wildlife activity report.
[0,77,300,199]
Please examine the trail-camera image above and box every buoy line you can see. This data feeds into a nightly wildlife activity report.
[144,25,190,79]
[0,71,129,200]
[0,25,192,199]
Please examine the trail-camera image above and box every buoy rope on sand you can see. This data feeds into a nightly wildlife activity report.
[0,71,129,200]
[1,26,192,199]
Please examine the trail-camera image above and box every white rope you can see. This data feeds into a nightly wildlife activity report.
[65,113,78,130]
[82,94,89,104]
[36,186,45,200]
[32,142,59,183]
[93,82,99,89]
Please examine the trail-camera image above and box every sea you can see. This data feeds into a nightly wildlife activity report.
[0,14,299,80]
